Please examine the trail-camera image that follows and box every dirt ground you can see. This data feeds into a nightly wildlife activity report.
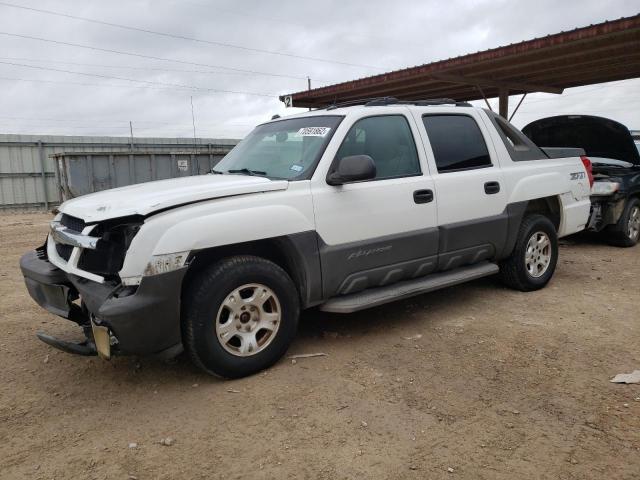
[0,212,639,480]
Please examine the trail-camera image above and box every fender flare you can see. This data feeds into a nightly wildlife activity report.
[153,205,314,254]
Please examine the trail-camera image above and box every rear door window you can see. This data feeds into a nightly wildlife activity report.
[422,115,492,173]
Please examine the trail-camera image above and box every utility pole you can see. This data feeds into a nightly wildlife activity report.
[129,121,134,152]
[190,96,197,154]
[307,76,311,111]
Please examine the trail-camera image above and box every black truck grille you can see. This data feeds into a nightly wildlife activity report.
[60,214,86,232]
[55,243,73,261]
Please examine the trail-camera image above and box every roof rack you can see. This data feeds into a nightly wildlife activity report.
[325,96,471,110]
[325,97,388,110]
[404,98,472,107]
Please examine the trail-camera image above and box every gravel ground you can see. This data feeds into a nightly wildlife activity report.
[1,212,639,480]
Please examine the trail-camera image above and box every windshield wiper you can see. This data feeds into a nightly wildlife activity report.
[211,169,224,174]
[227,168,267,176]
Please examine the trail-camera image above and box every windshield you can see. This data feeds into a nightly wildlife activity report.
[214,115,343,180]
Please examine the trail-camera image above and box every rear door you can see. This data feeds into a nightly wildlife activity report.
[311,109,439,298]
[412,110,508,270]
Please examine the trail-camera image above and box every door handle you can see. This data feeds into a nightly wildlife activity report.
[413,189,434,204]
[484,181,500,195]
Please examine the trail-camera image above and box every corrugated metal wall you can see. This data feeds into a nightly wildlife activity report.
[55,150,233,200]
[0,134,238,209]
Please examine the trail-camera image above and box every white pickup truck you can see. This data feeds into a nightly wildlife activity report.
[21,98,593,378]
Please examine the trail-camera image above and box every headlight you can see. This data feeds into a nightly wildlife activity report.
[76,220,143,278]
[591,181,620,196]
[143,251,190,276]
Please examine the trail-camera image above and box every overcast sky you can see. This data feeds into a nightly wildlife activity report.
[0,0,638,139]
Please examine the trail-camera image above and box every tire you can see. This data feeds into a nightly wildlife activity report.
[182,255,300,378]
[605,197,640,248]
[499,214,558,292]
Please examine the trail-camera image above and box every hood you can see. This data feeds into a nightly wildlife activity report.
[523,115,640,165]
[61,174,289,223]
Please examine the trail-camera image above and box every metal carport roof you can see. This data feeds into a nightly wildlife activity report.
[281,14,640,117]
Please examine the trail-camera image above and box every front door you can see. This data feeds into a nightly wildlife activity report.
[311,111,439,298]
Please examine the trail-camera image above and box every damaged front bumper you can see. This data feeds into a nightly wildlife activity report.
[20,248,186,359]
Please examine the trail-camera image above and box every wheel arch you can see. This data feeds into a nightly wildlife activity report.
[182,232,322,309]
[523,196,561,230]
[500,196,562,259]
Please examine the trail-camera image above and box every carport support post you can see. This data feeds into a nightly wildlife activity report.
[499,88,509,119]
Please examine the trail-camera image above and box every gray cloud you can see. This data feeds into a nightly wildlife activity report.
[0,0,638,138]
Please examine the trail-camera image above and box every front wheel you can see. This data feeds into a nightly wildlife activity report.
[605,197,640,247]
[182,256,300,378]
[499,214,559,292]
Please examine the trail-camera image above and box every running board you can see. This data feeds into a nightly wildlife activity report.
[319,262,499,313]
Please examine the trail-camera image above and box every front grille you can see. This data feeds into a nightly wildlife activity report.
[61,214,86,232]
[55,243,73,261]
[53,215,140,278]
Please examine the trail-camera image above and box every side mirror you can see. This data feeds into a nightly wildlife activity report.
[327,155,376,185]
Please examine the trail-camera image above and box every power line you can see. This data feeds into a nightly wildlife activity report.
[0,1,382,70]
[0,56,332,85]
[474,80,640,111]
[0,31,310,81]
[0,124,251,135]
[0,74,204,92]
[516,105,640,114]
[522,81,640,105]
[0,113,254,127]
[0,56,258,77]
[176,0,308,29]
[0,123,245,136]
[0,60,278,97]
[0,126,247,137]
[0,56,334,86]
[0,124,130,130]
[0,57,260,78]
[0,117,252,130]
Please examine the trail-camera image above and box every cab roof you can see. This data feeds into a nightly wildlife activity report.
[270,97,480,122]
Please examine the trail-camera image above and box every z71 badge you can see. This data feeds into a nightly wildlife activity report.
[570,172,586,180]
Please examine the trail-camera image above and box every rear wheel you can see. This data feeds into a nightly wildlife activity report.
[499,214,558,292]
[605,197,640,247]
[182,256,300,378]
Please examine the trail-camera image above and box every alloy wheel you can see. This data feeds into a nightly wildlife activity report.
[525,231,552,278]
[215,283,282,357]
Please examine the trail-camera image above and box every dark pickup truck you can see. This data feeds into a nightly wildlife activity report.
[524,115,640,247]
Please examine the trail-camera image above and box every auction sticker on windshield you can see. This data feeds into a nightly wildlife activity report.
[296,127,331,137]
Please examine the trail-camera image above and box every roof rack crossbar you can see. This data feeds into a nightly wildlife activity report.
[406,98,472,107]
[325,97,471,110]
[325,97,395,110]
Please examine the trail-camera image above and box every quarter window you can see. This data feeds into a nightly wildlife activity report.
[335,115,420,180]
[422,115,492,173]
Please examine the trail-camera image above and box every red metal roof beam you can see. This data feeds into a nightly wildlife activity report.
[430,73,563,94]
[280,14,640,117]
